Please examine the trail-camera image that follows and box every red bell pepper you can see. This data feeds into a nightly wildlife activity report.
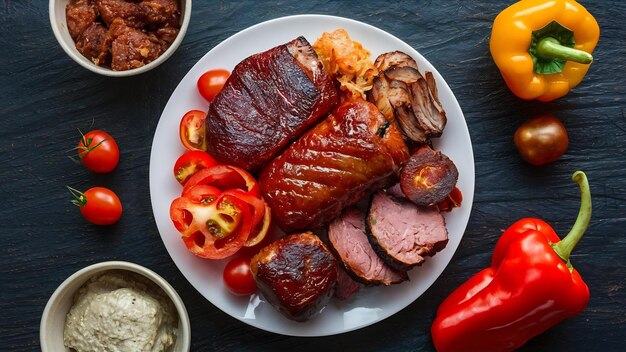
[431,171,592,352]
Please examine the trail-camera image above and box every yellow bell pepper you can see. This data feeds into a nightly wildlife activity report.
[490,0,600,102]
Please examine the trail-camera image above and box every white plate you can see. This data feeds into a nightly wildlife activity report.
[149,14,474,337]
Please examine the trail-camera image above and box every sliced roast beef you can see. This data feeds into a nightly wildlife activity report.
[205,36,338,172]
[334,264,362,300]
[366,191,448,271]
[250,232,337,322]
[328,208,408,286]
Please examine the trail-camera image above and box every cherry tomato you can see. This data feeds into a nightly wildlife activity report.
[197,69,230,102]
[78,130,119,173]
[514,115,568,166]
[179,110,207,151]
[173,151,218,185]
[68,186,122,225]
[223,256,257,295]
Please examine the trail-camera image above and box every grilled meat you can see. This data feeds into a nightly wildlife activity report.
[334,264,362,300]
[250,232,337,322]
[368,51,447,143]
[205,36,338,172]
[66,0,98,40]
[366,191,448,271]
[400,145,459,207]
[259,98,409,231]
[328,208,408,285]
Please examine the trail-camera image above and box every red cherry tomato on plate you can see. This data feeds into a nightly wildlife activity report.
[197,69,230,102]
[179,110,207,151]
[223,256,257,295]
[173,151,218,185]
[68,186,122,225]
[78,130,119,173]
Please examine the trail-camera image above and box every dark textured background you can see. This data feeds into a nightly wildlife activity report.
[1,0,625,351]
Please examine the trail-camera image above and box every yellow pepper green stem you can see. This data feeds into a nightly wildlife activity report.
[536,37,593,65]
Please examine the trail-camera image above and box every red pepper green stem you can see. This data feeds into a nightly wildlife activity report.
[536,37,593,65]
[552,171,592,268]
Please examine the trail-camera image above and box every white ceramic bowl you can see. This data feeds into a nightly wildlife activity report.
[40,261,191,352]
[49,0,192,77]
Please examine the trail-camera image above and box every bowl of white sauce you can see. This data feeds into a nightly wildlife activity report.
[40,261,191,352]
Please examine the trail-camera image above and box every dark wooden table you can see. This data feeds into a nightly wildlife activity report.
[2,1,625,351]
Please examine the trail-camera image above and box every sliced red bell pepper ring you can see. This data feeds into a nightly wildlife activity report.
[170,192,253,259]
[182,165,260,197]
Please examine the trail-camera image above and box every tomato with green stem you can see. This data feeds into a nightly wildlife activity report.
[197,69,230,102]
[77,130,119,173]
[68,186,122,225]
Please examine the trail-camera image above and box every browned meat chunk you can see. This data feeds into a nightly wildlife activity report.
[368,51,447,143]
[206,37,338,171]
[75,23,111,66]
[400,145,458,207]
[366,191,448,270]
[97,0,145,28]
[141,0,180,27]
[109,18,163,71]
[250,232,337,322]
[153,25,178,49]
[374,51,418,71]
[260,98,409,231]
[66,0,98,40]
[328,208,408,285]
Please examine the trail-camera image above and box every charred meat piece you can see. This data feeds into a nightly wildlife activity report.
[409,72,447,138]
[368,51,447,142]
[400,145,458,207]
[250,232,337,322]
[206,37,338,171]
[334,264,362,300]
[374,51,418,71]
[367,191,448,271]
[109,18,163,71]
[153,25,178,49]
[66,0,98,40]
[97,0,145,28]
[384,66,422,83]
[141,0,180,27]
[260,98,409,231]
[387,78,429,143]
[329,208,408,285]
[75,23,111,66]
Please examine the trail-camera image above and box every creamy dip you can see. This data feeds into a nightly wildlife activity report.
[63,270,178,352]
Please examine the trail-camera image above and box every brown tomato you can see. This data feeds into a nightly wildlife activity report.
[514,115,568,166]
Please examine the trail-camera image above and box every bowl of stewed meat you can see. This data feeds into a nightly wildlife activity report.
[49,0,191,76]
